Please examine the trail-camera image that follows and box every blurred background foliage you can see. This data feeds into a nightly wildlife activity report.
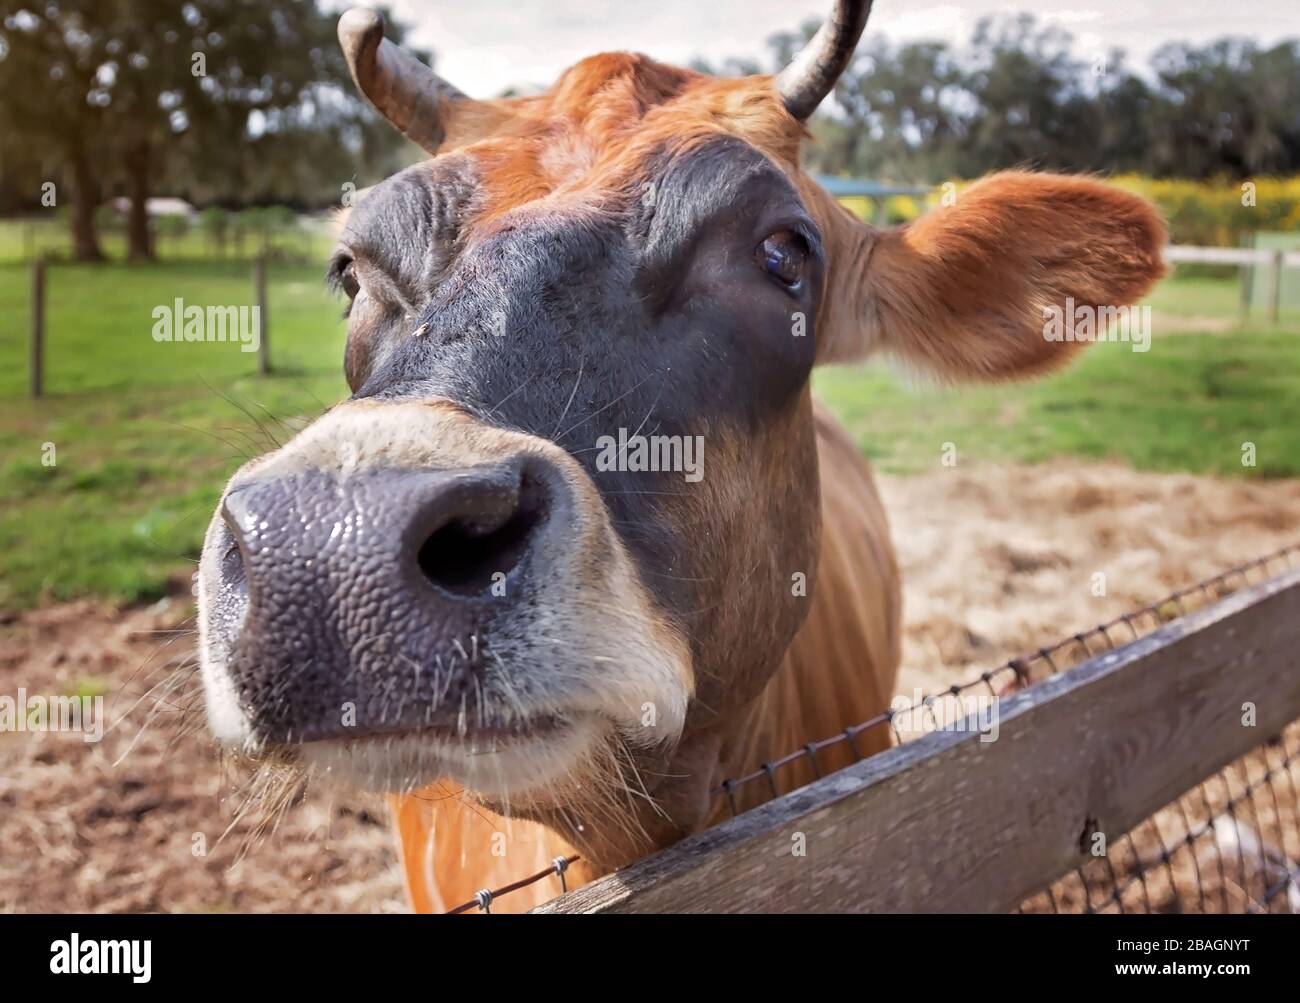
[0,0,426,261]
[837,177,1300,248]
[750,13,1300,184]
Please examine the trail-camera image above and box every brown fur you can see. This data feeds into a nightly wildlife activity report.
[390,401,898,912]
[355,52,1166,912]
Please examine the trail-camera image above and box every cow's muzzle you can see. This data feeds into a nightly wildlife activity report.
[195,400,691,797]
[210,457,559,743]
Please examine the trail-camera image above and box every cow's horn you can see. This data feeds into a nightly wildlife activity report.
[338,7,465,154]
[776,0,873,120]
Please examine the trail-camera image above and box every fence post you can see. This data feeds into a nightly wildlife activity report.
[253,254,270,376]
[30,257,45,398]
[1237,237,1253,322]
[1267,249,1284,325]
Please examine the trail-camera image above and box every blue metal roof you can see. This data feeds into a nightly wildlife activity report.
[813,175,932,198]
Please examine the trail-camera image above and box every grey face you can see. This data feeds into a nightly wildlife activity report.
[196,135,827,809]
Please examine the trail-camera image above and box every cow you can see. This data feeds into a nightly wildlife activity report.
[195,0,1165,912]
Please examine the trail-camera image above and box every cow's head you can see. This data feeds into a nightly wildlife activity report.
[197,1,1164,865]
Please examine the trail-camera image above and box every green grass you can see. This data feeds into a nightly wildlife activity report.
[0,248,1297,610]
[0,257,349,609]
[0,260,344,395]
[816,333,1300,477]
[815,277,1300,476]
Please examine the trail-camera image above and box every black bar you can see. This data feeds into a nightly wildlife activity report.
[1,914,1293,990]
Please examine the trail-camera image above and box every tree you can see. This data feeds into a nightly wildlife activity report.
[97,0,412,260]
[829,35,968,180]
[0,1,425,261]
[1147,38,1300,179]
[760,13,1300,183]
[956,15,1090,175]
[0,4,112,260]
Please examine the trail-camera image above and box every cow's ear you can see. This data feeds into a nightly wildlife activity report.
[815,171,1166,378]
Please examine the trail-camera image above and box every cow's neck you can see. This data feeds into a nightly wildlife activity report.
[388,402,901,912]
[717,401,901,813]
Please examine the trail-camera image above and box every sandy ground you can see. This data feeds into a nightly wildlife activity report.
[2,459,1299,913]
[882,460,1300,693]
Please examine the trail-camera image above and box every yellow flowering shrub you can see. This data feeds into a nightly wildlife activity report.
[833,176,1300,245]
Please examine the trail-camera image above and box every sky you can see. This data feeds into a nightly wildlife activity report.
[336,0,1299,96]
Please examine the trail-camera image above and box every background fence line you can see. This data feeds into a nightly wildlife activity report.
[1163,244,1300,323]
[24,253,277,397]
[20,243,1297,400]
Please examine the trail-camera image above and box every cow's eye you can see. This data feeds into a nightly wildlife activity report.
[756,230,809,290]
[340,262,360,300]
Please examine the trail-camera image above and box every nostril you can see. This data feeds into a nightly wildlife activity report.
[206,520,251,651]
[221,536,247,589]
[417,474,547,597]
[218,497,250,591]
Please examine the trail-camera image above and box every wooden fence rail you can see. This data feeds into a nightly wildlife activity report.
[536,567,1300,913]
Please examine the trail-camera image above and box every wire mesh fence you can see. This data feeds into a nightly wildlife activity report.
[446,541,1300,914]
[1019,724,1300,913]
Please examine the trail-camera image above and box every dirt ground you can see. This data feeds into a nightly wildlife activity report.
[3,459,1299,913]
[0,604,408,914]
[881,460,1300,693]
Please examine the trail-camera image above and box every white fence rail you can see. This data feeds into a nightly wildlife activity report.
[1164,245,1299,323]
[1164,245,1300,268]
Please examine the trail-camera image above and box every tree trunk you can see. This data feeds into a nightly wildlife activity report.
[67,148,105,262]
[125,139,154,262]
